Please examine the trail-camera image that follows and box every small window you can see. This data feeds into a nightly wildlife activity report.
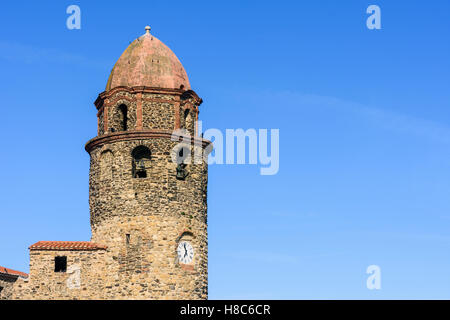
[54,256,67,273]
[118,104,128,131]
[184,109,189,128]
[126,234,131,244]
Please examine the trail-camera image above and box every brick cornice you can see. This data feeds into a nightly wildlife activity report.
[94,86,203,110]
[85,130,211,153]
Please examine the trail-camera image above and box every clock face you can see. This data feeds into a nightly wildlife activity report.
[177,241,194,264]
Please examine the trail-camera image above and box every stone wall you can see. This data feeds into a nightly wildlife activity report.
[89,139,207,225]
[87,137,208,299]
[88,87,207,299]
[0,275,19,300]
[142,100,175,130]
[97,89,200,137]
[12,249,107,300]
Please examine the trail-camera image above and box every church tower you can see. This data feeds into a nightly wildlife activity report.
[85,26,209,299]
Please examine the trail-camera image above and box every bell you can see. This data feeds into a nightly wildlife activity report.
[138,159,146,170]
[176,164,187,180]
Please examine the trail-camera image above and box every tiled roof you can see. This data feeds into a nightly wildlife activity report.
[29,241,107,251]
[0,266,28,278]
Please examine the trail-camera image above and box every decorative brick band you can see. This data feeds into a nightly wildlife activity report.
[104,95,135,108]
[94,86,202,110]
[174,100,181,130]
[136,92,143,130]
[104,105,108,134]
[103,85,184,97]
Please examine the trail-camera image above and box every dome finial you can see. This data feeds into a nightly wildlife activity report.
[145,26,151,34]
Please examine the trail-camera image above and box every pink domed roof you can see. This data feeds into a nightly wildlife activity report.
[106,27,190,91]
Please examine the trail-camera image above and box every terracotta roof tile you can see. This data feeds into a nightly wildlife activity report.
[29,241,107,251]
[0,265,28,278]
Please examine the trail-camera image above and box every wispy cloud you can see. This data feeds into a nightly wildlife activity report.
[225,250,300,264]
[252,90,450,144]
[0,41,109,70]
[269,211,318,219]
[304,93,450,144]
[375,231,450,244]
[222,250,345,264]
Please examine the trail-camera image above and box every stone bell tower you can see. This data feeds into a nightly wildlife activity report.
[85,26,209,299]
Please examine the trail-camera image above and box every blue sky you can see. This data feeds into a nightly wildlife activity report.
[1,0,449,299]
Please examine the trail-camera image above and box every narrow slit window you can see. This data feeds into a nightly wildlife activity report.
[54,256,67,273]
[118,104,128,131]
[184,109,190,129]
[126,234,131,244]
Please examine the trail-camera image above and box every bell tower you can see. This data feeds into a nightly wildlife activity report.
[85,27,209,299]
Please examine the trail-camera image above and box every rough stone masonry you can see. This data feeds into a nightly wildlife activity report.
[3,26,210,300]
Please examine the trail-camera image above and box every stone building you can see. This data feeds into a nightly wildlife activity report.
[0,266,28,300]
[1,26,210,300]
